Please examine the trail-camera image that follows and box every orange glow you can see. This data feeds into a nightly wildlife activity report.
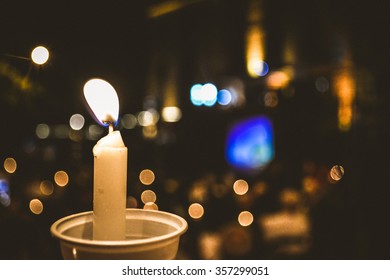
[143,202,158,210]
[266,70,292,90]
[238,211,254,226]
[233,179,249,195]
[139,169,155,185]
[303,176,320,194]
[4,157,17,173]
[333,68,355,131]
[260,212,310,241]
[329,165,345,182]
[188,203,204,219]
[54,170,69,187]
[29,199,43,215]
[189,183,207,202]
[141,190,157,204]
[40,180,54,196]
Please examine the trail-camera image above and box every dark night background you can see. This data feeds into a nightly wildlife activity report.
[1,0,390,259]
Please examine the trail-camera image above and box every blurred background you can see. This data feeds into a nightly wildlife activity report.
[1,0,390,259]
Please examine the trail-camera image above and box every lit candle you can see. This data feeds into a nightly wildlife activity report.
[84,78,127,240]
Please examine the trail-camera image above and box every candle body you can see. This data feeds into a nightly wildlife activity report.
[93,130,127,240]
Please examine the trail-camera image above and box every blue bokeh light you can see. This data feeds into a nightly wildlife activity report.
[217,89,232,105]
[254,61,269,77]
[190,83,218,107]
[190,84,203,106]
[226,116,274,172]
[0,179,10,207]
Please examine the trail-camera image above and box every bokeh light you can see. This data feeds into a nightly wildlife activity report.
[4,157,17,174]
[266,70,291,89]
[54,170,69,187]
[330,165,344,182]
[190,83,218,106]
[217,89,232,106]
[142,125,158,139]
[226,116,274,171]
[162,106,182,122]
[126,196,138,208]
[198,232,223,260]
[40,180,54,196]
[246,22,266,78]
[53,125,70,139]
[87,124,104,140]
[36,123,50,139]
[250,60,269,77]
[121,114,137,129]
[190,84,203,106]
[238,211,254,227]
[29,199,43,215]
[31,46,49,65]
[139,169,155,185]
[279,188,300,208]
[315,76,330,93]
[188,203,204,219]
[143,202,158,210]
[233,179,249,195]
[0,179,10,207]
[264,91,279,108]
[69,114,85,130]
[201,83,218,106]
[141,190,157,204]
[138,110,159,127]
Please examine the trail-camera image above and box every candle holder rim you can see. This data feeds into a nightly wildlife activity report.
[50,208,188,247]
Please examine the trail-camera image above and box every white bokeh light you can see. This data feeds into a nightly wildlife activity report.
[69,114,85,130]
[31,46,49,65]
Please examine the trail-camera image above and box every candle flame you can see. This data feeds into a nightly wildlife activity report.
[83,78,119,127]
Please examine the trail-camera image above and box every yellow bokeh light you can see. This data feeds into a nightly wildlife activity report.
[142,125,158,139]
[4,157,17,174]
[143,202,158,210]
[246,25,266,78]
[233,179,249,195]
[162,106,182,122]
[139,169,155,185]
[31,46,49,65]
[238,211,253,227]
[188,203,204,219]
[141,190,157,204]
[40,180,54,196]
[54,170,69,187]
[29,199,43,215]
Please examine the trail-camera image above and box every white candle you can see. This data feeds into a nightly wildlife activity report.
[83,78,127,241]
[93,128,127,240]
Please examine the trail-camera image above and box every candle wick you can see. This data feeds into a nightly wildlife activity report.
[108,123,114,134]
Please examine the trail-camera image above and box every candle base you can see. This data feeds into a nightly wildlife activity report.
[50,208,187,260]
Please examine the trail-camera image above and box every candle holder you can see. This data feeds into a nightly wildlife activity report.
[51,208,187,260]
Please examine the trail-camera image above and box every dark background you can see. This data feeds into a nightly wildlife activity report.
[0,0,390,259]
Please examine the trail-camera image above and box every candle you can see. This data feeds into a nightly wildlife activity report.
[83,78,127,240]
